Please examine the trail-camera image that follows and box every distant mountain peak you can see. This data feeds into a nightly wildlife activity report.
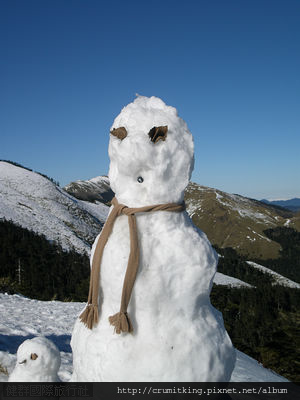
[260,198,300,212]
[64,176,114,204]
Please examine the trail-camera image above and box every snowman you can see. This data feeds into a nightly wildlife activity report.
[9,337,61,382]
[71,95,236,381]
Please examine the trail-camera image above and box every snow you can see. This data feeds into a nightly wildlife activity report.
[185,201,200,218]
[231,351,288,382]
[0,293,83,382]
[8,336,61,382]
[214,273,253,288]
[246,261,300,289]
[65,175,110,190]
[89,176,110,186]
[71,96,235,381]
[213,255,254,288]
[214,190,277,225]
[250,229,272,242]
[0,161,108,254]
[64,176,112,203]
[0,293,288,382]
[76,198,109,223]
[268,198,291,202]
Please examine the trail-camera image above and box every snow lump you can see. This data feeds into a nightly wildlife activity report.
[9,337,61,382]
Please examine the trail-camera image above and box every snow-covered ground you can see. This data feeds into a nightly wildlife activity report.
[0,293,288,382]
[246,261,300,289]
[0,293,83,382]
[214,272,253,288]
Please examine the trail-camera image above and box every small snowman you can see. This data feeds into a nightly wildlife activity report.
[9,337,61,382]
[71,96,236,381]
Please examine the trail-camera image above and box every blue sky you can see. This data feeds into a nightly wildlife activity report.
[1,0,299,200]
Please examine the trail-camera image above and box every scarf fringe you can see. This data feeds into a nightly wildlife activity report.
[80,304,99,329]
[109,311,133,334]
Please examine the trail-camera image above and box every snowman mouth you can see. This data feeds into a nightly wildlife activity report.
[19,360,27,364]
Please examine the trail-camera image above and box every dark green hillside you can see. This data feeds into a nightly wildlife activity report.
[212,245,300,383]
[259,227,300,283]
[0,219,89,301]
[211,284,300,382]
[214,246,271,286]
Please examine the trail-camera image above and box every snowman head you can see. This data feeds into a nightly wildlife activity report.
[108,96,194,207]
[16,337,61,377]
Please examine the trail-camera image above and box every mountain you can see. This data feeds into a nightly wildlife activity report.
[261,198,300,212]
[0,293,289,383]
[0,161,108,254]
[2,162,299,287]
[184,182,299,259]
[65,175,299,259]
[1,162,255,292]
[64,176,114,204]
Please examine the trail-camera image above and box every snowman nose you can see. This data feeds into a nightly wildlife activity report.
[19,359,27,364]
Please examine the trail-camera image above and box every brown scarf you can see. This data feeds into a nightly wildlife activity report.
[80,196,185,333]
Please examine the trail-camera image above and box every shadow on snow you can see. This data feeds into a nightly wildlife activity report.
[0,334,72,354]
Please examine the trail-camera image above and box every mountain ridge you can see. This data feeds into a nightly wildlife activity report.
[261,198,300,212]
[64,175,299,259]
[64,176,113,204]
[184,182,299,259]
[0,161,255,291]
[1,161,299,286]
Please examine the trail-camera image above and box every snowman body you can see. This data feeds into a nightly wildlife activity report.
[71,96,236,381]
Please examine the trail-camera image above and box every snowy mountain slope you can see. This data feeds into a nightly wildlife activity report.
[0,293,288,383]
[246,261,300,289]
[64,176,114,204]
[184,182,297,259]
[0,162,109,254]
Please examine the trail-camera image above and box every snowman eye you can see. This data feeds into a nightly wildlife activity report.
[30,353,38,360]
[110,127,127,140]
[148,126,168,143]
[137,176,144,183]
